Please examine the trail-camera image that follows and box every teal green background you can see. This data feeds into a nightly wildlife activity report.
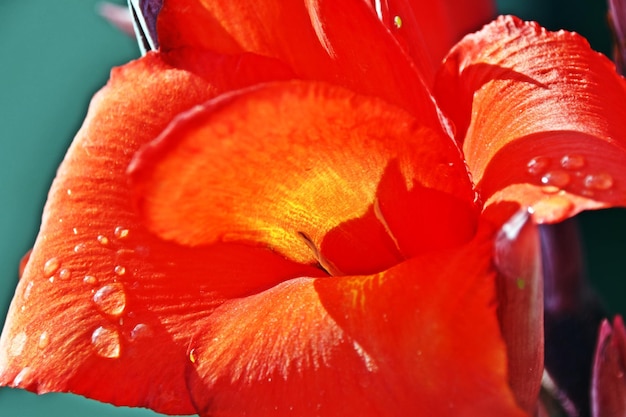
[0,1,623,416]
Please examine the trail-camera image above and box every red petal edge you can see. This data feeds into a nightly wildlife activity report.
[435,15,626,225]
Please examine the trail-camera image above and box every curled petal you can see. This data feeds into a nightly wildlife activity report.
[494,209,543,414]
[435,16,626,224]
[592,316,626,417]
[0,50,304,414]
[129,81,477,274]
[185,234,527,417]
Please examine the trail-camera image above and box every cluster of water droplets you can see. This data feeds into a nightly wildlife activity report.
[86,225,143,359]
[527,154,614,196]
[10,220,155,382]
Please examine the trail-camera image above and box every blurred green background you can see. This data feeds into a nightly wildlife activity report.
[0,0,623,416]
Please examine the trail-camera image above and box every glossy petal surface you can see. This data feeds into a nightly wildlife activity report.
[157,0,439,123]
[435,15,626,224]
[185,235,527,417]
[129,81,477,274]
[494,210,543,413]
[367,0,495,78]
[0,50,311,414]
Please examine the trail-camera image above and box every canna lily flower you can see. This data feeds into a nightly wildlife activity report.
[2,0,626,415]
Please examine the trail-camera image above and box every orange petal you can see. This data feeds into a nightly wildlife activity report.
[185,234,528,417]
[129,81,476,275]
[435,15,626,224]
[157,0,439,123]
[0,50,311,414]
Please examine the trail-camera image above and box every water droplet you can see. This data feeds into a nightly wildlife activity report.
[540,170,571,189]
[43,258,60,278]
[9,332,27,356]
[97,235,109,246]
[84,275,98,285]
[541,185,560,194]
[581,189,595,197]
[114,227,129,239]
[527,157,550,176]
[560,154,586,170]
[189,348,197,364]
[38,331,50,349]
[130,323,152,341]
[59,269,71,280]
[23,281,34,300]
[93,283,126,317]
[73,228,78,235]
[114,265,126,276]
[66,189,72,196]
[393,15,402,29]
[584,173,614,191]
[74,243,86,253]
[531,196,575,223]
[12,367,31,386]
[91,326,121,358]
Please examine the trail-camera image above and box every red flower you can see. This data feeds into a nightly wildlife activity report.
[1,1,625,416]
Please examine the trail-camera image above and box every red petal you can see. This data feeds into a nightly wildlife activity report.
[157,0,439,123]
[130,81,476,275]
[494,210,543,413]
[365,0,495,80]
[591,316,626,417]
[435,16,626,224]
[0,50,311,414]
[442,0,495,44]
[185,234,528,416]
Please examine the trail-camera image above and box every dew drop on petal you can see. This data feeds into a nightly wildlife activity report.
[93,283,127,317]
[541,185,560,194]
[189,348,197,364]
[527,157,550,176]
[114,226,129,239]
[59,268,71,280]
[114,265,126,276]
[12,367,31,387]
[23,281,34,300]
[84,275,98,285]
[560,154,585,170]
[584,173,614,191]
[97,235,110,246]
[540,170,571,189]
[393,15,402,29]
[43,258,60,278]
[9,332,27,357]
[531,196,575,223]
[38,331,50,349]
[130,323,152,341]
[91,326,121,358]
[74,243,86,253]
